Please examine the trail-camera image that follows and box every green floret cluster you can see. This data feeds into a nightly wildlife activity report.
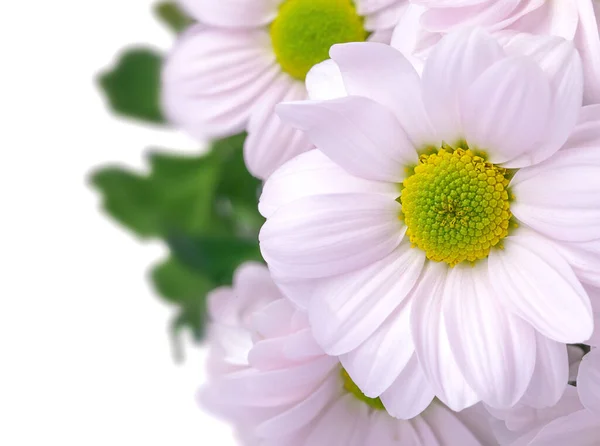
[270,0,367,80]
[400,147,512,266]
[341,368,386,411]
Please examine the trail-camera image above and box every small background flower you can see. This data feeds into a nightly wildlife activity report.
[163,0,414,179]
[202,262,499,445]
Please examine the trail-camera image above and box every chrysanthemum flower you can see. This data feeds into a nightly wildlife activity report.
[259,28,600,414]
[488,348,600,445]
[202,262,498,445]
[392,0,600,103]
[162,0,410,179]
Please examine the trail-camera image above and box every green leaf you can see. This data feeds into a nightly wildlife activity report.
[91,134,266,347]
[154,1,194,33]
[167,233,263,286]
[98,48,165,124]
[90,168,162,237]
[151,257,213,342]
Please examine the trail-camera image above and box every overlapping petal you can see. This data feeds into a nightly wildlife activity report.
[277,96,418,182]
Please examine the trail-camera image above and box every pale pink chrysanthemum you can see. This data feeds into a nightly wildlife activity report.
[259,28,600,415]
[162,0,410,179]
[488,347,600,445]
[202,262,499,445]
[392,0,600,103]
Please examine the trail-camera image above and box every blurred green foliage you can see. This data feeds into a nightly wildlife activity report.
[98,48,166,124]
[91,134,264,352]
[154,1,195,33]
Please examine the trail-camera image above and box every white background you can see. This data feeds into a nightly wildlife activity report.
[0,1,235,444]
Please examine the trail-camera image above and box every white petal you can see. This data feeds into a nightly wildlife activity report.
[271,275,320,310]
[551,239,600,288]
[563,104,600,150]
[260,194,404,279]
[418,0,523,32]
[379,354,436,420]
[329,42,435,146]
[355,0,400,15]
[585,284,600,346]
[339,296,415,398]
[443,263,536,408]
[363,1,409,32]
[216,355,338,407]
[251,299,296,339]
[520,333,569,409]
[499,34,583,167]
[258,149,397,219]
[305,59,347,101]
[488,233,593,343]
[577,349,600,416]
[421,28,505,143]
[277,96,418,182]
[245,78,312,179]
[460,56,551,165]
[410,262,479,411]
[178,0,282,28]
[390,3,433,74]
[304,394,369,445]
[421,402,489,446]
[529,409,600,446]
[511,146,600,242]
[575,0,600,104]
[162,26,279,139]
[309,242,425,356]
[255,372,339,438]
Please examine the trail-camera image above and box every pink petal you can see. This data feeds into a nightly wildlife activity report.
[529,409,600,446]
[520,333,569,409]
[244,78,312,179]
[552,239,600,288]
[460,56,551,165]
[305,60,347,101]
[562,104,600,150]
[303,394,369,445]
[488,233,593,343]
[330,42,434,146]
[575,0,600,104]
[410,262,479,411]
[162,27,279,139]
[421,28,505,143]
[379,354,436,420]
[511,146,600,242]
[215,356,338,407]
[260,194,404,279]
[277,96,418,182]
[577,349,600,416]
[309,242,424,356]
[339,296,415,398]
[255,372,339,438]
[499,34,583,167]
[258,149,397,219]
[178,0,282,28]
[443,263,536,408]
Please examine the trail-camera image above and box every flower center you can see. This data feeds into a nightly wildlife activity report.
[341,368,385,410]
[270,0,367,80]
[400,146,512,266]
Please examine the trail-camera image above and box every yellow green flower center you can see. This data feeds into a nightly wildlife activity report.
[400,146,512,266]
[341,368,385,410]
[270,0,367,80]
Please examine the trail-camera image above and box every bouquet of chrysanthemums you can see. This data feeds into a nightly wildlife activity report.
[94,1,600,444]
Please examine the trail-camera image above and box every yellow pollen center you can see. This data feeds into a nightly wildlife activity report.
[341,368,385,410]
[270,0,367,80]
[400,147,512,266]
